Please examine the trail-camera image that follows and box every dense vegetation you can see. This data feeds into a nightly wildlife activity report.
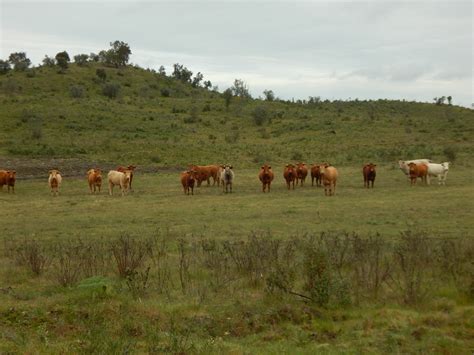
[0,52,472,170]
[1,47,473,353]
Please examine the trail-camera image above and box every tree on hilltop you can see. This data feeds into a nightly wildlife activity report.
[8,52,31,71]
[55,51,70,71]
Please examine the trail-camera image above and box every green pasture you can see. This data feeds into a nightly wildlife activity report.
[1,165,473,242]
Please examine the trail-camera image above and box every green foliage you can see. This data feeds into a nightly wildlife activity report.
[232,79,251,98]
[69,85,85,98]
[96,68,107,81]
[223,88,233,110]
[251,105,269,126]
[102,82,120,98]
[172,63,193,83]
[8,52,31,71]
[42,55,55,67]
[55,51,70,70]
[73,54,89,66]
[263,89,275,101]
[0,60,11,74]
[109,40,131,67]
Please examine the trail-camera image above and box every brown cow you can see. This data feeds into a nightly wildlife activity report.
[311,164,322,187]
[295,163,308,187]
[117,165,136,190]
[0,170,16,193]
[363,163,377,188]
[181,169,198,195]
[320,164,338,196]
[189,165,220,187]
[87,168,102,194]
[48,170,62,197]
[408,163,428,186]
[283,164,297,190]
[259,165,274,193]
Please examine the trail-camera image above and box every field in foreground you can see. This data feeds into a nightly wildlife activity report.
[1,165,473,353]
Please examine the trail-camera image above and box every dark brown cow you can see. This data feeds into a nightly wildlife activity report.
[283,164,297,190]
[0,170,16,193]
[408,163,428,186]
[310,164,322,187]
[295,162,308,187]
[117,165,136,190]
[181,169,198,195]
[363,163,377,188]
[258,165,274,193]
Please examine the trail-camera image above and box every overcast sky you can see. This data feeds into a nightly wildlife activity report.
[1,0,472,107]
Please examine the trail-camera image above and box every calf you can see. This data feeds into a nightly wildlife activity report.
[87,168,102,194]
[363,163,377,188]
[258,165,274,193]
[320,164,338,196]
[108,170,131,196]
[407,163,428,186]
[283,164,297,190]
[295,163,308,187]
[310,164,322,187]
[181,169,197,195]
[221,165,234,193]
[0,170,16,193]
[48,170,62,197]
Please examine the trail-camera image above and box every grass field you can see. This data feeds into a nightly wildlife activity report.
[1,165,473,241]
[1,165,473,353]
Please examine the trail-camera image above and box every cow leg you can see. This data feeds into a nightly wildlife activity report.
[109,182,114,195]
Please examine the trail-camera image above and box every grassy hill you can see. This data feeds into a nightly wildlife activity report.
[1,63,473,171]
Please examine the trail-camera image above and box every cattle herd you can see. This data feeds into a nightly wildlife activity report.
[0,159,450,197]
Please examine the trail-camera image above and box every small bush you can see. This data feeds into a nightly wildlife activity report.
[443,147,456,162]
[111,235,151,278]
[252,105,269,126]
[70,85,84,98]
[161,88,170,97]
[102,82,120,98]
[96,68,106,81]
[291,151,303,161]
[14,239,51,276]
[225,130,240,143]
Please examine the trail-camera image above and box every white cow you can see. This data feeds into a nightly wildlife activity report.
[108,170,131,196]
[427,162,450,185]
[398,159,432,176]
[220,165,234,193]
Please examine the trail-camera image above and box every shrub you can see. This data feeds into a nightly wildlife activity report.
[70,85,84,98]
[251,105,269,126]
[160,88,170,97]
[13,239,51,276]
[443,147,456,162]
[102,82,120,98]
[96,68,107,81]
[111,235,151,278]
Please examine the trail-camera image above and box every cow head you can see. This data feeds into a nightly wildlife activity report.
[49,169,60,177]
[407,162,417,174]
[441,162,450,170]
[123,170,132,186]
[127,165,136,171]
[261,164,272,172]
[6,170,16,182]
[365,163,377,172]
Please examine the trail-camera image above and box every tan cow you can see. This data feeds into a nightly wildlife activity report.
[48,170,62,196]
[320,164,338,196]
[108,170,131,196]
[87,168,102,194]
[117,165,136,190]
[0,170,16,193]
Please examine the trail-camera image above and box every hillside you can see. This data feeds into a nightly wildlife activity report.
[0,63,473,172]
